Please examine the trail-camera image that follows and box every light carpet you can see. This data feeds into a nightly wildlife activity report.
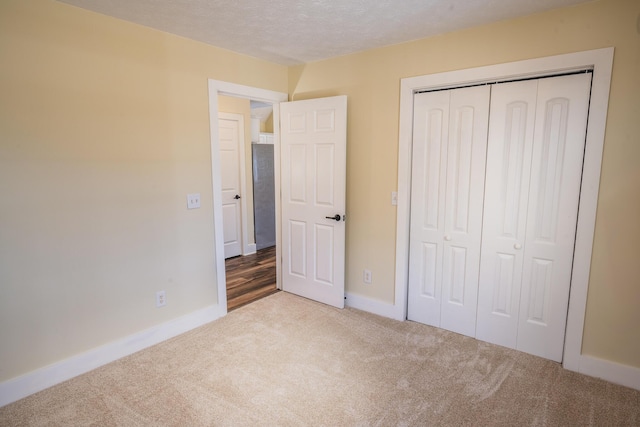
[1,292,639,426]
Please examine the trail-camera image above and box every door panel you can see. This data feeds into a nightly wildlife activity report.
[289,144,306,202]
[408,90,449,327]
[219,117,242,258]
[280,96,347,308]
[288,220,306,277]
[408,86,490,337]
[477,74,591,361]
[314,224,334,284]
[517,73,592,361]
[440,87,490,337]
[476,80,538,347]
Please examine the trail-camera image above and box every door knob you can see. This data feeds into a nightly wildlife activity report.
[234,194,241,199]
[444,235,452,241]
[325,214,342,221]
[514,243,522,250]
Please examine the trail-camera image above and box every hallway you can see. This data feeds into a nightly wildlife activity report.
[225,246,278,311]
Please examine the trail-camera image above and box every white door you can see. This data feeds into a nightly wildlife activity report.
[407,85,490,337]
[476,79,538,348]
[219,115,243,259]
[280,96,347,308]
[477,73,592,361]
[518,73,591,361]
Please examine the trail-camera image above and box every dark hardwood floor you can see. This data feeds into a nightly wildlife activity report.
[225,246,278,311]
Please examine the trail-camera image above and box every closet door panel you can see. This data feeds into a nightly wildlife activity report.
[477,80,538,348]
[440,86,490,337]
[407,90,450,327]
[517,73,592,362]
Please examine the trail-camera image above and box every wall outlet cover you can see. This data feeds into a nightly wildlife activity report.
[187,193,201,209]
[156,290,166,307]
[363,269,372,284]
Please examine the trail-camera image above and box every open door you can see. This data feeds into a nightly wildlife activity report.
[280,96,347,308]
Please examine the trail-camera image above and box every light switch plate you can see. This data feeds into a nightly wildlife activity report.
[187,193,201,209]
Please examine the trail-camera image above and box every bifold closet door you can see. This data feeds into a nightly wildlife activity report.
[476,73,592,362]
[407,85,490,337]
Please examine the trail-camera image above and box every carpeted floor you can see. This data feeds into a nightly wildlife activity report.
[1,292,639,426]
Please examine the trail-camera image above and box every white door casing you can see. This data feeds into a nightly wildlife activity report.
[407,85,490,337]
[280,96,347,308]
[395,49,616,381]
[219,114,244,259]
[209,80,288,313]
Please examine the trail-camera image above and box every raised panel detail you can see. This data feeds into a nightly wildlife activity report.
[289,145,306,203]
[527,258,553,325]
[423,109,444,230]
[222,204,239,243]
[447,246,467,305]
[314,109,336,132]
[492,253,515,316]
[535,98,569,243]
[289,220,306,278]
[420,243,438,297]
[218,125,235,141]
[288,112,306,133]
[451,107,474,233]
[314,224,334,284]
[315,144,334,206]
[220,150,238,191]
[500,102,528,238]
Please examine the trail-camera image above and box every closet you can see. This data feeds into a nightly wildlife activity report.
[407,73,592,362]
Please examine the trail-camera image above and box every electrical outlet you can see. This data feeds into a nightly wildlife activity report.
[391,191,398,206]
[156,290,166,307]
[363,269,372,284]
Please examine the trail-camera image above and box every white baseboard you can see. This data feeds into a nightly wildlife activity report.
[567,354,640,391]
[256,242,276,251]
[3,299,637,410]
[0,304,225,407]
[345,292,403,320]
[244,243,257,255]
[345,293,640,391]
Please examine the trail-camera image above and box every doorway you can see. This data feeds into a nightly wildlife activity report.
[406,73,592,362]
[225,246,278,310]
[208,81,288,313]
[220,99,278,310]
[394,48,614,373]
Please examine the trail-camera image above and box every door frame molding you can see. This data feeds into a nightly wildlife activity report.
[395,48,617,378]
[218,112,251,257]
[208,80,288,312]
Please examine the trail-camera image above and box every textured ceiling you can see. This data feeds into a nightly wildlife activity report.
[58,0,589,66]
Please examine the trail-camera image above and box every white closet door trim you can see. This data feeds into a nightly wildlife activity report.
[395,48,618,383]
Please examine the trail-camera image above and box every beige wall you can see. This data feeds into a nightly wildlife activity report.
[1,0,638,385]
[289,0,640,368]
[263,113,274,133]
[0,0,286,382]
[218,95,255,246]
